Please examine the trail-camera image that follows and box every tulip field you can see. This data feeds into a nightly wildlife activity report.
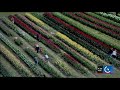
[0,12,120,78]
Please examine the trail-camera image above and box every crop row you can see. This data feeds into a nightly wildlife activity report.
[85,12,120,28]
[52,12,120,51]
[75,12,120,34]
[24,13,97,73]
[24,48,64,77]
[41,14,120,67]
[9,15,60,53]
[56,31,107,65]
[6,15,81,77]
[95,12,120,23]
[1,16,67,77]
[3,18,79,77]
[0,44,34,77]
[43,13,107,65]
[62,12,120,40]
[0,61,11,77]
[0,21,15,36]
[0,33,44,76]
[20,13,97,75]
[1,17,36,43]
[43,12,120,60]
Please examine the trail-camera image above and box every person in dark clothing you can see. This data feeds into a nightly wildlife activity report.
[34,57,38,65]
[108,48,113,55]
[35,44,40,53]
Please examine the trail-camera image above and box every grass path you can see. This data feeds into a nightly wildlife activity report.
[0,43,36,77]
[0,32,50,77]
[0,29,52,77]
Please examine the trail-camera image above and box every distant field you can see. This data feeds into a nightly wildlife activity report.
[0,12,25,17]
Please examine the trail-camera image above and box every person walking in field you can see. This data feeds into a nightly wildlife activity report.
[44,53,50,62]
[35,44,40,53]
[34,57,38,65]
[108,48,113,55]
[111,49,117,58]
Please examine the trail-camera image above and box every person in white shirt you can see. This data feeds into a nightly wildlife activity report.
[111,49,117,58]
[44,54,49,62]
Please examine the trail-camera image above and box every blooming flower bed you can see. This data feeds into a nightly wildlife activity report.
[8,15,60,53]
[41,15,120,67]
[75,12,120,34]
[0,33,44,76]
[62,12,120,40]
[0,44,34,77]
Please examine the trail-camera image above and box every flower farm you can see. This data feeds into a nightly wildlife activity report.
[0,12,120,78]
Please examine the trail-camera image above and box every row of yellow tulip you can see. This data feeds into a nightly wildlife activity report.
[56,32,108,66]
[0,44,34,77]
[24,13,82,77]
[25,13,45,26]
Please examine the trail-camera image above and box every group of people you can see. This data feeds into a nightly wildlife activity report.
[34,44,50,64]
[33,34,50,65]
[34,34,118,65]
[108,48,117,58]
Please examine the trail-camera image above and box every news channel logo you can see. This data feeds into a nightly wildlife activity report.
[97,65,114,74]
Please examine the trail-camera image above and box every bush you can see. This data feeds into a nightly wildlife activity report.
[14,38,23,46]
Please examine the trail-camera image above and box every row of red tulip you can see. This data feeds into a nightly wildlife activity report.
[43,12,120,54]
[9,15,60,53]
[77,12,120,32]
[67,12,120,39]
